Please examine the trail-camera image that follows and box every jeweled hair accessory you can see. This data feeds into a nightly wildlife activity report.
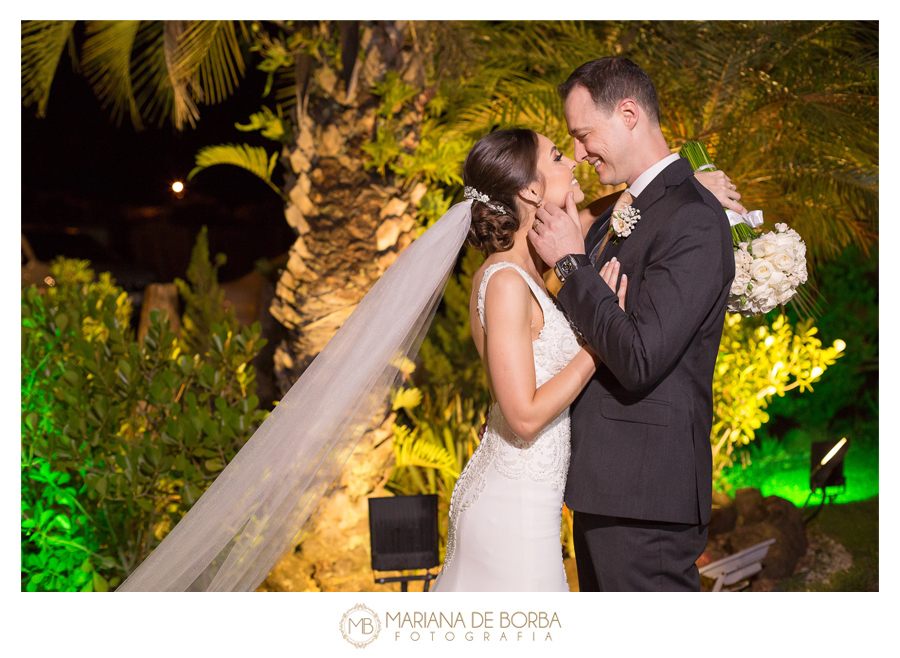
[464,186,507,215]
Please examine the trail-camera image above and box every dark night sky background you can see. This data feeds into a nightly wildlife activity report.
[20,54,295,287]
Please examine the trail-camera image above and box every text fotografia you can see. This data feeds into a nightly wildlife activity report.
[386,611,561,642]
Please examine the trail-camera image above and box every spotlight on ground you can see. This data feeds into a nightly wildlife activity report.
[810,437,849,493]
[804,437,850,523]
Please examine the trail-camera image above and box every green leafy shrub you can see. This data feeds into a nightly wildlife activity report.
[21,258,268,590]
[21,457,106,591]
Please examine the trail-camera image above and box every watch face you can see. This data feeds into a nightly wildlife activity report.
[555,256,577,281]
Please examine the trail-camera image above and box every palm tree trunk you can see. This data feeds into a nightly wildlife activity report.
[262,21,430,591]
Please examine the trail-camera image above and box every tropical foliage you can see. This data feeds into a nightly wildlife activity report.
[22,20,248,130]
[21,253,267,590]
[22,20,878,362]
[638,21,878,265]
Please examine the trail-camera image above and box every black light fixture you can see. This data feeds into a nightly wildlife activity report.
[368,494,440,591]
[804,437,850,524]
[810,437,849,493]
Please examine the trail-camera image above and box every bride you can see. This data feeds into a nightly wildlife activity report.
[430,128,625,591]
[117,127,738,592]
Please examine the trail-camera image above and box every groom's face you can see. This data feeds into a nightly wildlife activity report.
[564,85,630,187]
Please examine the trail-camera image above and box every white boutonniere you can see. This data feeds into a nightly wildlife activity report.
[609,205,640,240]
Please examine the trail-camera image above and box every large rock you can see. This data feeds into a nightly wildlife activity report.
[727,522,797,580]
[709,489,737,537]
[715,489,808,584]
[764,495,808,557]
[734,487,766,525]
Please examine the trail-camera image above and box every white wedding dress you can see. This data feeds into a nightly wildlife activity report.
[430,262,583,592]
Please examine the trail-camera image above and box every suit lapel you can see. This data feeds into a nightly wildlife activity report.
[593,158,694,267]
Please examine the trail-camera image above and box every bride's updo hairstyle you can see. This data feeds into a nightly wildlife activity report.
[463,129,541,255]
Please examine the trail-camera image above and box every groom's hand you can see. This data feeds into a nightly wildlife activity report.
[528,192,585,267]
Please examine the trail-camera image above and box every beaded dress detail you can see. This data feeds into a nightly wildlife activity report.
[430,262,583,592]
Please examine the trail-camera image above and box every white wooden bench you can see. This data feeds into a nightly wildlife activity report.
[699,538,776,592]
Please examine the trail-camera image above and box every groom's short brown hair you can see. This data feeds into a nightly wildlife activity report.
[558,57,660,126]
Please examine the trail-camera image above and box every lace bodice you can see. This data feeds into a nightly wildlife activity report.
[438,262,583,578]
[473,261,582,480]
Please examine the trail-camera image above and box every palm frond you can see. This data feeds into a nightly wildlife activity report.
[129,21,168,127]
[392,425,460,478]
[21,20,77,117]
[188,143,285,200]
[170,21,246,105]
[131,21,200,130]
[80,20,143,129]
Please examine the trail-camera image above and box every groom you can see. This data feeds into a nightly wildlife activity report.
[529,57,735,591]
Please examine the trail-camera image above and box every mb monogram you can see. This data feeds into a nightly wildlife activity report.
[339,604,382,648]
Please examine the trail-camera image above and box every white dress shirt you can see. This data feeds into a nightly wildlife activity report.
[626,152,681,198]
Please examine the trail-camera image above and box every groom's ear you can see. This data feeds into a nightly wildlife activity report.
[619,99,640,130]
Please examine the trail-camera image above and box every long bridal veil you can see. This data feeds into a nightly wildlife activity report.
[118,200,474,591]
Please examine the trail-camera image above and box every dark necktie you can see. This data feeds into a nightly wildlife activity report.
[588,219,610,265]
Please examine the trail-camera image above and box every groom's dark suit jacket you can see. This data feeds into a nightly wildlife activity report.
[557,158,734,526]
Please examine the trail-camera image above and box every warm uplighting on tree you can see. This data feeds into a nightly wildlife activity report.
[172,181,184,198]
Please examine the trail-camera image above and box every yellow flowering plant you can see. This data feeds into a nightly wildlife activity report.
[711,312,845,480]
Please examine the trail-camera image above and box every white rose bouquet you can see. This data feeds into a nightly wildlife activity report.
[731,224,808,315]
[680,141,809,316]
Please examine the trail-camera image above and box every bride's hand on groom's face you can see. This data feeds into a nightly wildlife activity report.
[527,192,585,266]
[696,170,748,215]
[599,258,628,311]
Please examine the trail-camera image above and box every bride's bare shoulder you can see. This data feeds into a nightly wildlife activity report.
[480,266,534,316]
[471,258,525,298]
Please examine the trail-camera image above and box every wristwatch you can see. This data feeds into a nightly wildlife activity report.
[554,254,592,283]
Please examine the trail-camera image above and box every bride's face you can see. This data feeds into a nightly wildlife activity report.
[532,134,585,207]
